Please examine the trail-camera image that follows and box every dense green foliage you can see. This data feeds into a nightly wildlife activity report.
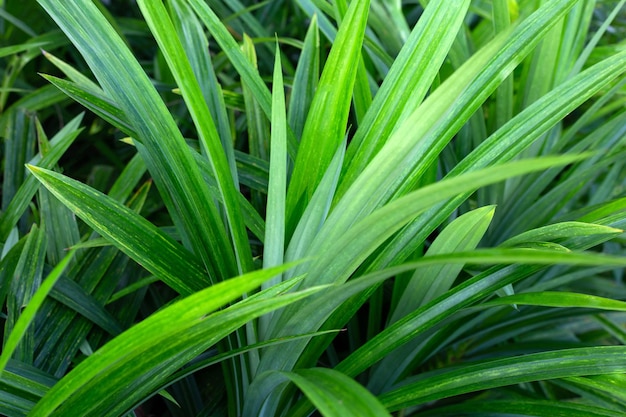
[1,0,626,416]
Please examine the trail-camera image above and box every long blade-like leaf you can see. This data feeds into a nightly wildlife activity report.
[285,0,370,229]
[282,368,391,417]
[379,346,626,411]
[26,165,209,296]
[38,0,238,281]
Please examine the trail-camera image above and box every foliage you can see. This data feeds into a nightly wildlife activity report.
[1,0,626,416]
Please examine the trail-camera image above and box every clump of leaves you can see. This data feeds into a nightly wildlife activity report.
[1,0,626,416]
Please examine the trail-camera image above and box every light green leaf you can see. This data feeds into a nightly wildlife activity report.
[263,44,288,278]
[286,0,370,228]
[390,206,496,323]
[500,222,623,248]
[26,165,209,296]
[137,0,253,275]
[379,346,626,411]
[339,0,471,197]
[474,291,626,312]
[282,368,391,417]
[28,265,319,417]
[335,248,626,382]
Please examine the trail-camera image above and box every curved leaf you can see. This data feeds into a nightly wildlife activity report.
[379,346,626,411]
[282,368,390,417]
[27,165,209,296]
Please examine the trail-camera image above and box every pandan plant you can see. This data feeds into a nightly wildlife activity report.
[1,0,626,416]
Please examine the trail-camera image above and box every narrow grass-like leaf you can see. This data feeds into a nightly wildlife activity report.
[41,74,135,137]
[287,15,319,141]
[390,206,496,323]
[474,291,626,312]
[379,346,626,411]
[242,34,270,165]
[4,224,46,365]
[0,114,82,242]
[500,222,622,248]
[38,0,237,281]
[333,0,579,234]
[560,375,626,411]
[0,249,75,374]
[169,0,238,181]
[137,0,252,275]
[339,0,471,196]
[41,50,101,91]
[0,238,25,309]
[34,174,150,375]
[284,140,345,267]
[0,361,56,416]
[282,368,390,417]
[299,154,591,290]
[491,0,514,132]
[188,148,266,242]
[39,187,80,266]
[259,154,592,382]
[2,109,36,212]
[26,165,209,296]
[335,251,626,382]
[286,0,370,228]
[594,315,626,344]
[334,0,371,124]
[419,400,626,417]
[28,265,318,417]
[569,0,626,77]
[261,44,287,293]
[185,0,272,115]
[370,206,496,393]
[50,277,123,336]
[366,48,626,274]
[284,247,626,417]
[0,42,50,58]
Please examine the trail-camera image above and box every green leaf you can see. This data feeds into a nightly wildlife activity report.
[474,291,626,312]
[26,165,209,296]
[282,368,391,417]
[364,46,626,275]
[287,15,319,141]
[41,74,135,137]
[298,154,591,290]
[137,0,253,275]
[262,44,288,279]
[4,224,47,366]
[284,140,345,266]
[38,0,238,281]
[339,0,471,196]
[335,248,626,383]
[390,205,496,322]
[379,346,626,411]
[185,0,272,117]
[168,0,237,178]
[0,360,56,416]
[286,0,370,228]
[0,249,75,374]
[0,113,82,243]
[500,222,623,247]
[370,206,496,393]
[49,277,123,336]
[419,399,626,417]
[559,374,626,412]
[28,265,318,417]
